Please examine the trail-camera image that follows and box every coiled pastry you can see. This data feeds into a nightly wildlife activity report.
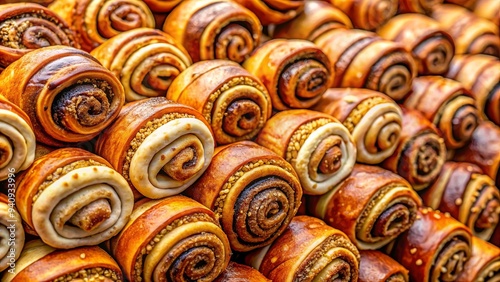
[457,236,500,282]
[358,250,409,282]
[91,28,192,102]
[398,0,444,14]
[231,0,304,25]
[0,193,24,273]
[143,0,181,13]
[96,97,215,199]
[214,262,271,282]
[0,46,125,147]
[328,0,398,30]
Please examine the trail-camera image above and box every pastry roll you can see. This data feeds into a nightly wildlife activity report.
[15,147,134,249]
[0,95,35,181]
[446,54,500,125]
[243,39,332,110]
[431,4,500,56]
[1,240,123,282]
[358,250,409,282]
[0,3,78,71]
[377,14,455,75]
[184,141,302,252]
[244,216,360,282]
[422,162,500,240]
[473,0,500,27]
[381,107,446,191]
[167,60,272,145]
[313,88,403,164]
[391,207,473,282]
[307,164,422,250]
[403,76,479,149]
[110,195,231,282]
[256,109,356,195]
[48,0,155,52]
[444,0,478,9]
[91,28,192,102]
[143,0,181,13]
[328,0,398,30]
[231,0,303,25]
[458,237,500,282]
[0,46,125,147]
[455,121,500,187]
[273,1,352,41]
[214,262,271,282]
[95,97,215,199]
[0,193,24,273]
[163,0,261,64]
[314,28,417,101]
[398,0,444,14]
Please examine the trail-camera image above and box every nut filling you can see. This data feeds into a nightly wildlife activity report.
[285,118,332,162]
[343,96,387,132]
[52,267,121,282]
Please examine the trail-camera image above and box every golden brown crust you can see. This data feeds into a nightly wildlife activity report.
[163,0,261,64]
[381,107,446,191]
[473,0,500,27]
[184,141,302,252]
[457,236,500,281]
[307,164,422,250]
[214,262,271,282]
[403,76,479,149]
[0,46,125,147]
[358,250,409,282]
[143,0,181,13]
[329,0,398,30]
[314,28,417,101]
[398,0,443,14]
[392,207,473,282]
[231,0,303,25]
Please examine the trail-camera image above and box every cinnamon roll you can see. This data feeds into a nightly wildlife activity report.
[1,240,123,282]
[446,54,500,126]
[273,0,352,41]
[244,216,360,282]
[243,39,332,110]
[314,28,417,101]
[48,0,155,52]
[381,107,446,191]
[256,109,356,195]
[0,46,125,147]
[307,164,422,250]
[110,195,231,282]
[455,121,500,187]
[163,0,261,64]
[403,76,479,149]
[359,250,409,282]
[0,95,35,181]
[328,0,398,30]
[313,88,403,164]
[184,141,302,252]
[91,28,192,102]
[0,3,78,71]
[458,237,500,282]
[431,4,500,56]
[214,262,270,282]
[391,207,473,282]
[167,60,272,145]
[231,0,304,25]
[95,97,215,199]
[0,193,24,273]
[15,147,134,249]
[377,14,455,75]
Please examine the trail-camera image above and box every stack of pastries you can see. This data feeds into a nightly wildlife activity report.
[0,0,499,281]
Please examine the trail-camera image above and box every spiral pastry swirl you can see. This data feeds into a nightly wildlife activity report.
[48,0,155,52]
[422,162,500,241]
[382,107,446,191]
[243,39,332,110]
[96,97,214,200]
[163,0,261,64]
[314,88,403,165]
[378,14,455,75]
[447,54,500,126]
[0,3,77,71]
[329,0,398,30]
[167,60,272,145]
[231,0,304,25]
[431,4,500,56]
[404,76,479,150]
[458,237,500,282]
[398,0,443,14]
[15,148,134,249]
[392,207,472,282]
[0,95,35,181]
[185,141,302,252]
[256,110,356,195]
[308,164,422,250]
[91,28,192,102]
[315,29,417,101]
[1,240,123,282]
[110,196,231,282]
[0,193,24,273]
[0,46,125,147]
[245,216,360,282]
[358,250,409,282]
